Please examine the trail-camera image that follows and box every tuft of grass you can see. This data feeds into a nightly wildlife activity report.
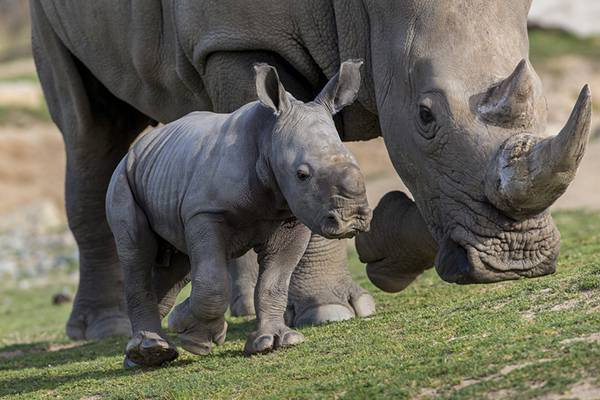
[1,210,599,399]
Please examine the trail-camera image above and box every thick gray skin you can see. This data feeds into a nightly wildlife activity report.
[31,0,591,339]
[106,62,371,366]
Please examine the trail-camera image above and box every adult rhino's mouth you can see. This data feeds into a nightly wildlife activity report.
[434,213,560,284]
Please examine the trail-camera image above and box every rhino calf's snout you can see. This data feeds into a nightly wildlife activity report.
[333,163,367,198]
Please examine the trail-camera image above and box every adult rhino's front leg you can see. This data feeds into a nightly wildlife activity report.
[229,237,376,326]
[356,191,438,292]
[32,2,151,340]
[285,235,375,327]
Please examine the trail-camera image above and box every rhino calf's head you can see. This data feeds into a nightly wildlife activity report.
[255,60,372,239]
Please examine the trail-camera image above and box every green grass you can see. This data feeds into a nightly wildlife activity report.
[1,210,600,399]
[529,28,600,63]
[0,74,40,84]
[0,103,50,127]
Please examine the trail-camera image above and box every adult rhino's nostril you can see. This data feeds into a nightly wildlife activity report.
[434,238,473,284]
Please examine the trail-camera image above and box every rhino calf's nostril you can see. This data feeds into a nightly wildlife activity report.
[358,206,371,217]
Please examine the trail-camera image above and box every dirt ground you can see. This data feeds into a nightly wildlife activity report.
[0,56,598,220]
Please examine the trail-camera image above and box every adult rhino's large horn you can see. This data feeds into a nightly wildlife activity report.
[479,59,536,128]
[485,85,592,219]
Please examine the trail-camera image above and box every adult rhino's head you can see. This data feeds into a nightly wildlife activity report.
[255,61,372,239]
[354,0,592,285]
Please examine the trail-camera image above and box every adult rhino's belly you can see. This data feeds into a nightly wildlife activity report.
[41,0,211,123]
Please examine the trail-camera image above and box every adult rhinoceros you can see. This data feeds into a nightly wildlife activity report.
[31,0,591,340]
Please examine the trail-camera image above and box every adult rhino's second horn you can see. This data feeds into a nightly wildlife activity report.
[478,59,536,126]
[485,85,592,219]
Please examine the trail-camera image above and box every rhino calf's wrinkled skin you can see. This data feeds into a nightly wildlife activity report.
[105,61,371,367]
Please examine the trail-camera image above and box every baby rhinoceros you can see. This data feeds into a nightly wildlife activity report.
[106,60,372,367]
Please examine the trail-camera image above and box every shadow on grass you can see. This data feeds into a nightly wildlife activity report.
[0,355,199,397]
[0,318,256,396]
[0,338,124,371]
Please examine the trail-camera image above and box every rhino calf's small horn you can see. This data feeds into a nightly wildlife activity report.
[485,85,592,219]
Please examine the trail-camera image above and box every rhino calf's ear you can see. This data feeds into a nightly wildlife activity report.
[254,63,290,114]
[316,59,363,114]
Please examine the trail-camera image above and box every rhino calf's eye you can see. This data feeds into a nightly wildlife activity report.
[419,105,435,125]
[296,168,311,182]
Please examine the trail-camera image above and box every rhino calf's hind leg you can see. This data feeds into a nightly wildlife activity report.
[106,165,178,368]
[154,252,191,320]
[168,218,229,356]
[228,252,258,317]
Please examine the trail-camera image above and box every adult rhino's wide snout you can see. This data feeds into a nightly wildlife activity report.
[435,231,558,284]
[319,163,371,239]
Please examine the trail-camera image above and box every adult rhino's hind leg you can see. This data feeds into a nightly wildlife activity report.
[286,235,376,327]
[32,2,151,340]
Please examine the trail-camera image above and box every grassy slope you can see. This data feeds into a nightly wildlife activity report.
[529,29,600,63]
[1,210,599,400]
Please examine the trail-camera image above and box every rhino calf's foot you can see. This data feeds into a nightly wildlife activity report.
[66,304,131,341]
[124,330,178,368]
[168,298,227,355]
[244,323,304,355]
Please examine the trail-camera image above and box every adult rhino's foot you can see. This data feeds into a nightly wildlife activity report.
[244,323,304,355]
[124,331,178,368]
[290,291,376,327]
[66,304,131,340]
[168,298,227,355]
[286,235,376,327]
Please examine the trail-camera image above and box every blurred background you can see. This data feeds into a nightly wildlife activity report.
[0,0,599,289]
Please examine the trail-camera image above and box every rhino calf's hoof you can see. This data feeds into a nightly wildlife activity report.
[124,331,178,367]
[177,320,227,356]
[244,325,304,355]
[168,300,227,355]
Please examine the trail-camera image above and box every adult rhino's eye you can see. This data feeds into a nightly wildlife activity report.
[296,166,311,182]
[419,105,435,125]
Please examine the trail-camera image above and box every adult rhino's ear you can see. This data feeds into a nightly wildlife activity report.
[254,63,290,115]
[316,59,363,115]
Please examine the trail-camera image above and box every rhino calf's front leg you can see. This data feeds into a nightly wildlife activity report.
[168,217,229,355]
[244,220,311,355]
